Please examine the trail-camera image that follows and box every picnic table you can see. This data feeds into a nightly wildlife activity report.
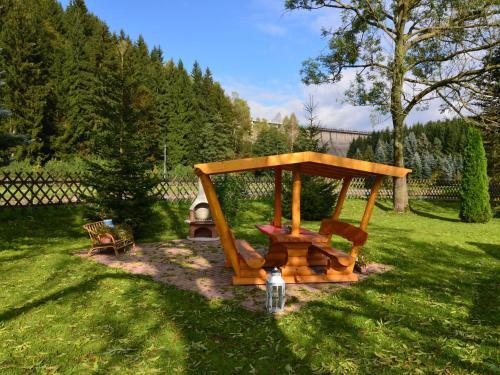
[194,151,411,285]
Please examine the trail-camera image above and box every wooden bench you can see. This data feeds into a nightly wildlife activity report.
[235,239,265,269]
[83,221,134,257]
[309,242,355,267]
[310,219,368,273]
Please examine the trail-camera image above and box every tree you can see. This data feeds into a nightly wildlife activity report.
[0,62,28,164]
[295,95,327,153]
[285,0,500,212]
[411,152,422,179]
[282,95,338,220]
[374,138,387,164]
[230,92,252,157]
[252,126,289,156]
[460,127,491,223]
[0,0,60,162]
[85,35,157,231]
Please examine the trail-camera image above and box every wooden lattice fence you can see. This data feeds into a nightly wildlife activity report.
[0,172,498,208]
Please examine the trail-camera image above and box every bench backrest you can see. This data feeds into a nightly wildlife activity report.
[83,221,106,242]
[319,219,368,246]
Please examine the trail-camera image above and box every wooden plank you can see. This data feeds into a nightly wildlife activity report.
[291,168,301,236]
[198,173,240,275]
[360,176,383,231]
[194,151,411,178]
[273,167,282,227]
[332,176,352,220]
[309,243,355,267]
[235,240,265,269]
[318,219,367,246]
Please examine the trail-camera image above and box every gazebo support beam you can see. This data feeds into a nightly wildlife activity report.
[360,176,383,231]
[198,172,240,275]
[273,167,282,227]
[332,176,352,220]
[292,168,301,236]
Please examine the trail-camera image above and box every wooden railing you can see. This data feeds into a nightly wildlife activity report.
[0,172,498,208]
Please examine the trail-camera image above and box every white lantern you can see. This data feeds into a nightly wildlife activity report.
[266,268,286,313]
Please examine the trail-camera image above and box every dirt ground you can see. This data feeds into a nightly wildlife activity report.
[78,239,391,313]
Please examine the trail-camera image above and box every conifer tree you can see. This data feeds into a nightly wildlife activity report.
[353,148,363,160]
[158,60,193,168]
[230,92,252,157]
[0,0,57,162]
[85,35,157,231]
[460,127,491,223]
[374,139,387,164]
[283,95,337,220]
[253,126,289,156]
[54,0,109,156]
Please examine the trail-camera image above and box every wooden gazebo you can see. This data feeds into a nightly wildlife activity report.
[194,152,411,285]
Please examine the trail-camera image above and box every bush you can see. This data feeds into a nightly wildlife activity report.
[460,127,492,223]
[282,174,338,221]
[213,174,245,226]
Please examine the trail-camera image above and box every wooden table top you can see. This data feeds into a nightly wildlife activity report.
[255,224,328,243]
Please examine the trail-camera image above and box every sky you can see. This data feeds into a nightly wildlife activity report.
[59,0,448,130]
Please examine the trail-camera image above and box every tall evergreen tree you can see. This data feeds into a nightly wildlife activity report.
[0,0,59,162]
[374,139,387,164]
[157,60,193,168]
[230,92,252,157]
[85,35,157,231]
[253,126,289,156]
[460,127,491,223]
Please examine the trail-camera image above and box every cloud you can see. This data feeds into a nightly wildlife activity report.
[221,72,450,132]
[256,23,287,36]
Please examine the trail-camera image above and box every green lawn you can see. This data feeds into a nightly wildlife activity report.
[0,200,498,374]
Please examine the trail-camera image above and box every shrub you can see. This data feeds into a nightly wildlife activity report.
[213,174,245,226]
[282,174,338,221]
[460,127,492,223]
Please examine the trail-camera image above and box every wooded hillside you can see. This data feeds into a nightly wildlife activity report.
[0,0,252,167]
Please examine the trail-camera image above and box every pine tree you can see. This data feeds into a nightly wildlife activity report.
[85,35,158,231]
[411,152,423,179]
[281,95,337,220]
[353,148,363,160]
[252,126,288,156]
[0,0,57,162]
[54,0,109,156]
[157,60,193,168]
[230,92,252,157]
[460,127,491,223]
[374,139,387,164]
[421,153,432,179]
[364,145,374,162]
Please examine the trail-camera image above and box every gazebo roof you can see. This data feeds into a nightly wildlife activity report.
[194,151,411,179]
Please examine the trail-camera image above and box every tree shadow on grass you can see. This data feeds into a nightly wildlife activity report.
[375,200,393,212]
[0,267,310,374]
[0,205,87,252]
[294,233,499,374]
[407,200,461,222]
[466,241,500,328]
[136,201,189,242]
[468,241,500,260]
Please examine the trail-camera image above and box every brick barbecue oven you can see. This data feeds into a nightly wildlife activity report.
[185,178,219,241]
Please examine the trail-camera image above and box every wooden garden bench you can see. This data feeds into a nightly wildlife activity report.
[83,221,134,257]
[310,218,368,273]
[235,239,265,269]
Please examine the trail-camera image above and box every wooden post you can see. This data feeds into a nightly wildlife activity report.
[273,167,282,227]
[360,176,383,231]
[332,176,352,220]
[198,172,240,275]
[291,168,301,236]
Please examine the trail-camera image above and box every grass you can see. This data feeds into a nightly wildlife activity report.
[0,199,499,374]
